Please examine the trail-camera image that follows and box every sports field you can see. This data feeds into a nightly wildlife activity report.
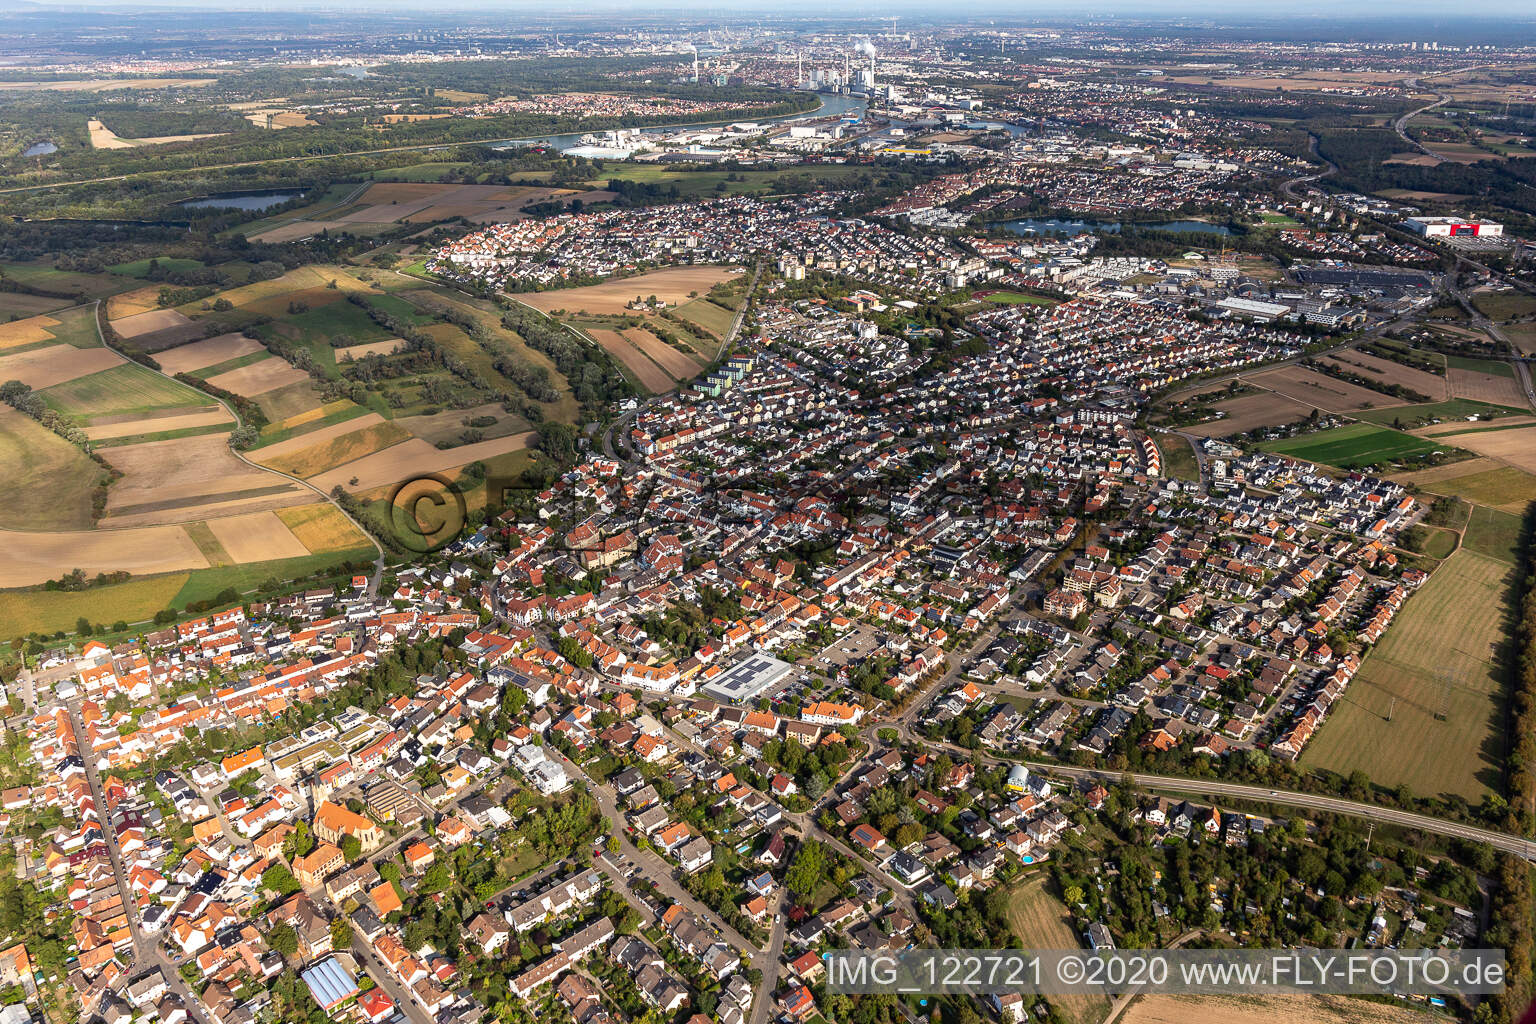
[1302,548,1513,801]
[1257,423,1457,470]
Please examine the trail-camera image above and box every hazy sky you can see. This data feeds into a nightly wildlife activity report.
[8,0,1535,12]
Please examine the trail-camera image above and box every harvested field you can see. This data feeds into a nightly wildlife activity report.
[1448,365,1529,407]
[0,314,61,350]
[111,308,192,339]
[259,421,411,479]
[153,333,266,374]
[0,343,122,388]
[243,108,316,129]
[248,220,348,244]
[86,117,135,149]
[1004,879,1108,1024]
[86,118,222,148]
[106,286,165,319]
[1245,365,1402,413]
[85,407,232,441]
[276,503,371,554]
[625,327,704,380]
[0,293,67,319]
[1121,994,1438,1024]
[0,77,217,92]
[100,434,308,525]
[1304,548,1514,800]
[310,431,533,493]
[0,525,209,588]
[0,406,105,530]
[1420,423,1536,474]
[205,510,311,562]
[1183,391,1314,437]
[517,266,743,316]
[1504,323,1536,355]
[1323,349,1447,400]
[336,339,403,360]
[202,355,309,396]
[587,329,675,392]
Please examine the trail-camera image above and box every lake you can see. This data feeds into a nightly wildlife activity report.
[179,191,303,212]
[1002,217,1233,237]
[21,142,57,157]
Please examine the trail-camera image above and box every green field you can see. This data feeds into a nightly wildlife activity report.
[170,546,376,608]
[107,257,205,279]
[1462,505,1526,563]
[1354,398,1523,427]
[1303,548,1513,801]
[0,406,105,530]
[1411,464,1536,512]
[673,297,736,340]
[0,573,191,638]
[981,291,1060,306]
[39,363,207,420]
[368,162,476,182]
[1414,525,1460,560]
[0,262,138,302]
[1470,290,1536,321]
[1155,431,1200,482]
[1444,354,1516,378]
[1258,422,1459,469]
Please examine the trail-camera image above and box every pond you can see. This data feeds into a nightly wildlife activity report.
[179,191,304,212]
[21,141,57,157]
[1002,217,1233,237]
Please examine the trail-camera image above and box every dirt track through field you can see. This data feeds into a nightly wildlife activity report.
[101,434,309,524]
